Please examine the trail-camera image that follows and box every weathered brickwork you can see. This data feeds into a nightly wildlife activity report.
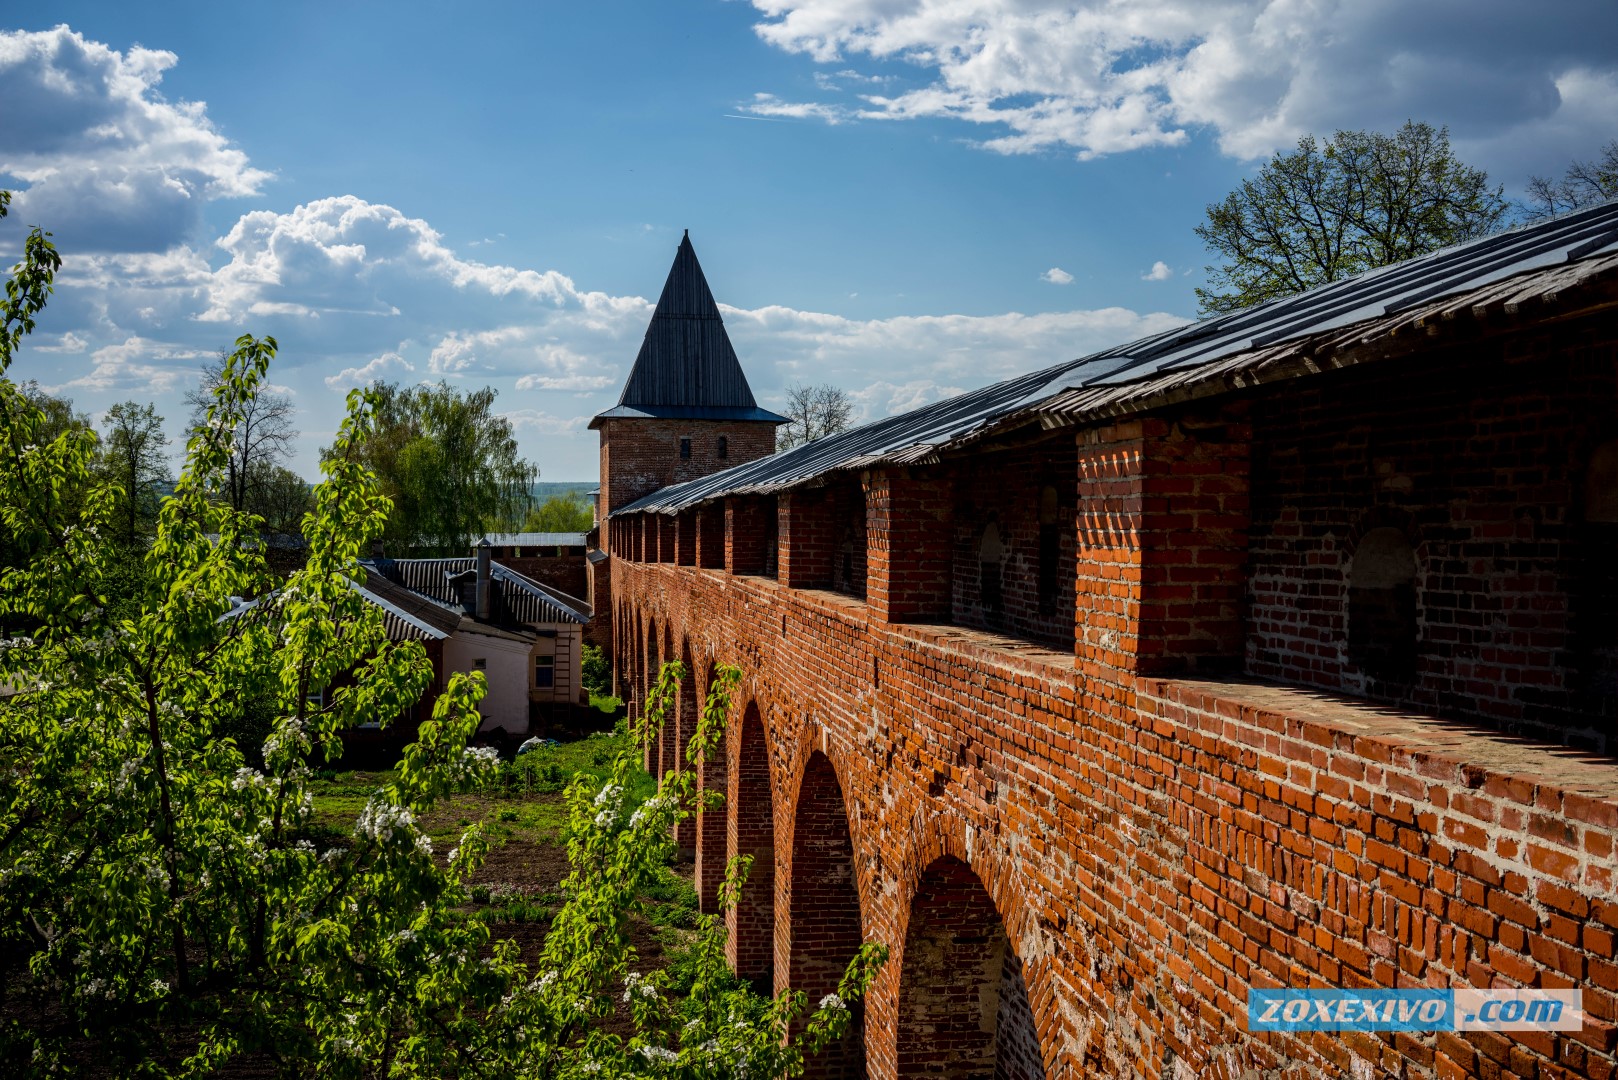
[615,556,1618,1079]
[603,310,1618,1078]
[1245,330,1618,746]
[596,418,776,523]
[952,439,1077,649]
[493,554,588,604]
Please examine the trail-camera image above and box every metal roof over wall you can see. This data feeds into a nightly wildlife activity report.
[591,231,787,429]
[616,200,1618,517]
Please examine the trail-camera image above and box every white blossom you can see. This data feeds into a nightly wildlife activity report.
[623,971,658,1003]
[638,1045,679,1064]
[355,798,417,844]
[819,992,846,1012]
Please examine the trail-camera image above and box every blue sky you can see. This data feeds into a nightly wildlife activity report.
[3,1,1614,479]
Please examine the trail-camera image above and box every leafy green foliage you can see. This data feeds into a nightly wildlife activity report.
[1195,121,1508,316]
[525,491,594,534]
[581,642,611,699]
[329,380,537,555]
[184,350,299,515]
[96,400,169,547]
[0,195,883,1076]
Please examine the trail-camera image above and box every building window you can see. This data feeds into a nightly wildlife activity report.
[472,657,487,671]
[718,436,728,459]
[535,654,555,688]
[680,437,692,460]
[1347,527,1418,686]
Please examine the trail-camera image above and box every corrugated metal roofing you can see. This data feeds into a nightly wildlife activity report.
[616,200,1618,517]
[480,532,588,548]
[355,568,462,641]
[591,232,787,428]
[365,558,590,625]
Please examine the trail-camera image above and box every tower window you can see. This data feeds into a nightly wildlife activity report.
[718,436,728,459]
[680,437,691,460]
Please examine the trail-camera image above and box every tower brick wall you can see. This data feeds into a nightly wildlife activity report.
[596,417,776,532]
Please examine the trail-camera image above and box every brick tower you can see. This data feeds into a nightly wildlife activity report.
[591,231,785,549]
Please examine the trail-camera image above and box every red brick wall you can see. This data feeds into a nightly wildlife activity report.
[606,313,1618,1079]
[726,702,777,987]
[493,555,588,604]
[952,440,1076,648]
[1245,332,1618,745]
[611,550,1618,1080]
[597,418,777,529]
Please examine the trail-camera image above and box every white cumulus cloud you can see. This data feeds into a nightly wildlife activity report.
[0,25,270,252]
[745,0,1618,171]
[1042,267,1074,285]
[325,351,416,390]
[1141,261,1172,281]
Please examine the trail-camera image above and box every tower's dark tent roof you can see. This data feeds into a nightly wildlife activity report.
[591,232,787,428]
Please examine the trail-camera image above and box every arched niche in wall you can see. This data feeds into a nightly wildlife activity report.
[979,518,1006,622]
[1347,526,1419,688]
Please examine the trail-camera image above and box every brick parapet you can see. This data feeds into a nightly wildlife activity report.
[613,556,1618,1080]
[865,469,953,623]
[778,489,836,590]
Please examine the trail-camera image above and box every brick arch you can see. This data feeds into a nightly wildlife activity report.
[894,855,1046,1080]
[871,815,1057,1080]
[784,748,868,1080]
[726,698,776,989]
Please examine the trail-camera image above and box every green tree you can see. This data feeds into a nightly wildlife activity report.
[525,491,595,533]
[1195,121,1509,316]
[185,350,299,514]
[97,400,169,547]
[334,381,537,555]
[244,459,314,538]
[0,194,881,1076]
[0,381,89,576]
[1525,138,1618,221]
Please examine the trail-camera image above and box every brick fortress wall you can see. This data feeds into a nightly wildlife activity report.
[605,314,1618,1079]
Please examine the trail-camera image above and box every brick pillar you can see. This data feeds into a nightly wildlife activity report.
[676,510,697,566]
[635,515,648,563]
[695,680,729,912]
[696,504,726,569]
[1074,403,1251,676]
[725,497,769,575]
[658,516,678,564]
[865,469,953,622]
[778,489,835,590]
